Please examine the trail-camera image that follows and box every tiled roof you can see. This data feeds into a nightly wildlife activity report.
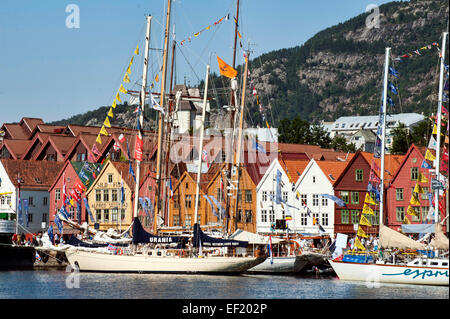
[316,160,351,185]
[1,159,63,189]
[282,159,310,184]
[360,151,404,185]
[19,118,44,135]
[1,124,29,140]
[0,140,31,159]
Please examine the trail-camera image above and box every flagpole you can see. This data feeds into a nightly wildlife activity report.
[133,15,152,230]
[232,53,249,233]
[434,31,448,225]
[154,0,172,234]
[120,171,123,233]
[379,47,390,228]
[193,64,210,231]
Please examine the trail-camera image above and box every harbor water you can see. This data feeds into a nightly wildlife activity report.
[0,270,447,299]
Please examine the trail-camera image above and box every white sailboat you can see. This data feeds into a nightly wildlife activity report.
[66,8,266,273]
[329,34,449,286]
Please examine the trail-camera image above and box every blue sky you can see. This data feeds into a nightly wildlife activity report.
[0,0,395,124]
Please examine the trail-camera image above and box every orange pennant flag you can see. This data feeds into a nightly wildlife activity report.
[217,56,237,79]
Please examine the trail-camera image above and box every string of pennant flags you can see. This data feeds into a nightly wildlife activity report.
[94,44,140,146]
[178,14,230,46]
[393,42,440,62]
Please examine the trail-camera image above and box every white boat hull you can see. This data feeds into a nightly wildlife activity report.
[329,260,449,286]
[66,248,266,273]
[248,256,307,273]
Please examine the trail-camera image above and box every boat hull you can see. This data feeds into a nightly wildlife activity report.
[247,256,307,273]
[66,248,266,273]
[329,260,449,286]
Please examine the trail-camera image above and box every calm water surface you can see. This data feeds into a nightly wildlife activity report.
[0,270,448,299]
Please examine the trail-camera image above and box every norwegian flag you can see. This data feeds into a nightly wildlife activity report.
[202,148,209,168]
[252,87,257,96]
[113,142,120,151]
[118,134,126,143]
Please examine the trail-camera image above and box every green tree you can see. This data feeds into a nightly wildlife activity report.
[390,123,411,154]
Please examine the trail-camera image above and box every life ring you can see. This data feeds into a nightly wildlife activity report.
[213,249,220,256]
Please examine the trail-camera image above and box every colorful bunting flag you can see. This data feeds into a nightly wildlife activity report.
[119,84,128,94]
[425,149,436,161]
[364,193,377,205]
[410,193,421,206]
[357,226,368,238]
[354,237,366,251]
[362,203,374,215]
[100,126,108,136]
[359,214,372,227]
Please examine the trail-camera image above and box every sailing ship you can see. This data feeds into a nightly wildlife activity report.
[65,4,266,273]
[329,33,449,286]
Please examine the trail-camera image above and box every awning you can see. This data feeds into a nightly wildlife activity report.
[401,224,435,234]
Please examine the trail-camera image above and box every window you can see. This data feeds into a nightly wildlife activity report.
[282,191,288,203]
[103,189,109,202]
[108,174,113,184]
[261,210,267,223]
[421,187,429,200]
[217,188,223,201]
[173,215,180,226]
[269,210,275,223]
[262,191,268,202]
[43,197,48,206]
[103,209,109,222]
[185,215,192,227]
[236,210,242,223]
[312,176,316,183]
[28,196,33,206]
[396,207,405,221]
[185,182,189,189]
[245,210,252,223]
[120,209,125,221]
[312,212,319,225]
[245,190,252,203]
[322,213,329,226]
[301,194,307,206]
[341,209,349,224]
[411,207,421,222]
[185,195,192,208]
[112,208,118,222]
[300,213,307,226]
[69,207,75,219]
[396,188,404,201]
[96,189,101,202]
[96,209,102,222]
[355,169,363,181]
[269,191,274,202]
[351,192,359,204]
[173,195,179,209]
[411,167,419,180]
[42,213,48,223]
[27,213,33,224]
[321,196,328,206]
[340,191,349,204]
[421,207,429,221]
[351,210,359,224]
[111,189,118,202]
[312,194,319,206]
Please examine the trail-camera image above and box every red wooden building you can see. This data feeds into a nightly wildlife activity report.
[333,151,404,235]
